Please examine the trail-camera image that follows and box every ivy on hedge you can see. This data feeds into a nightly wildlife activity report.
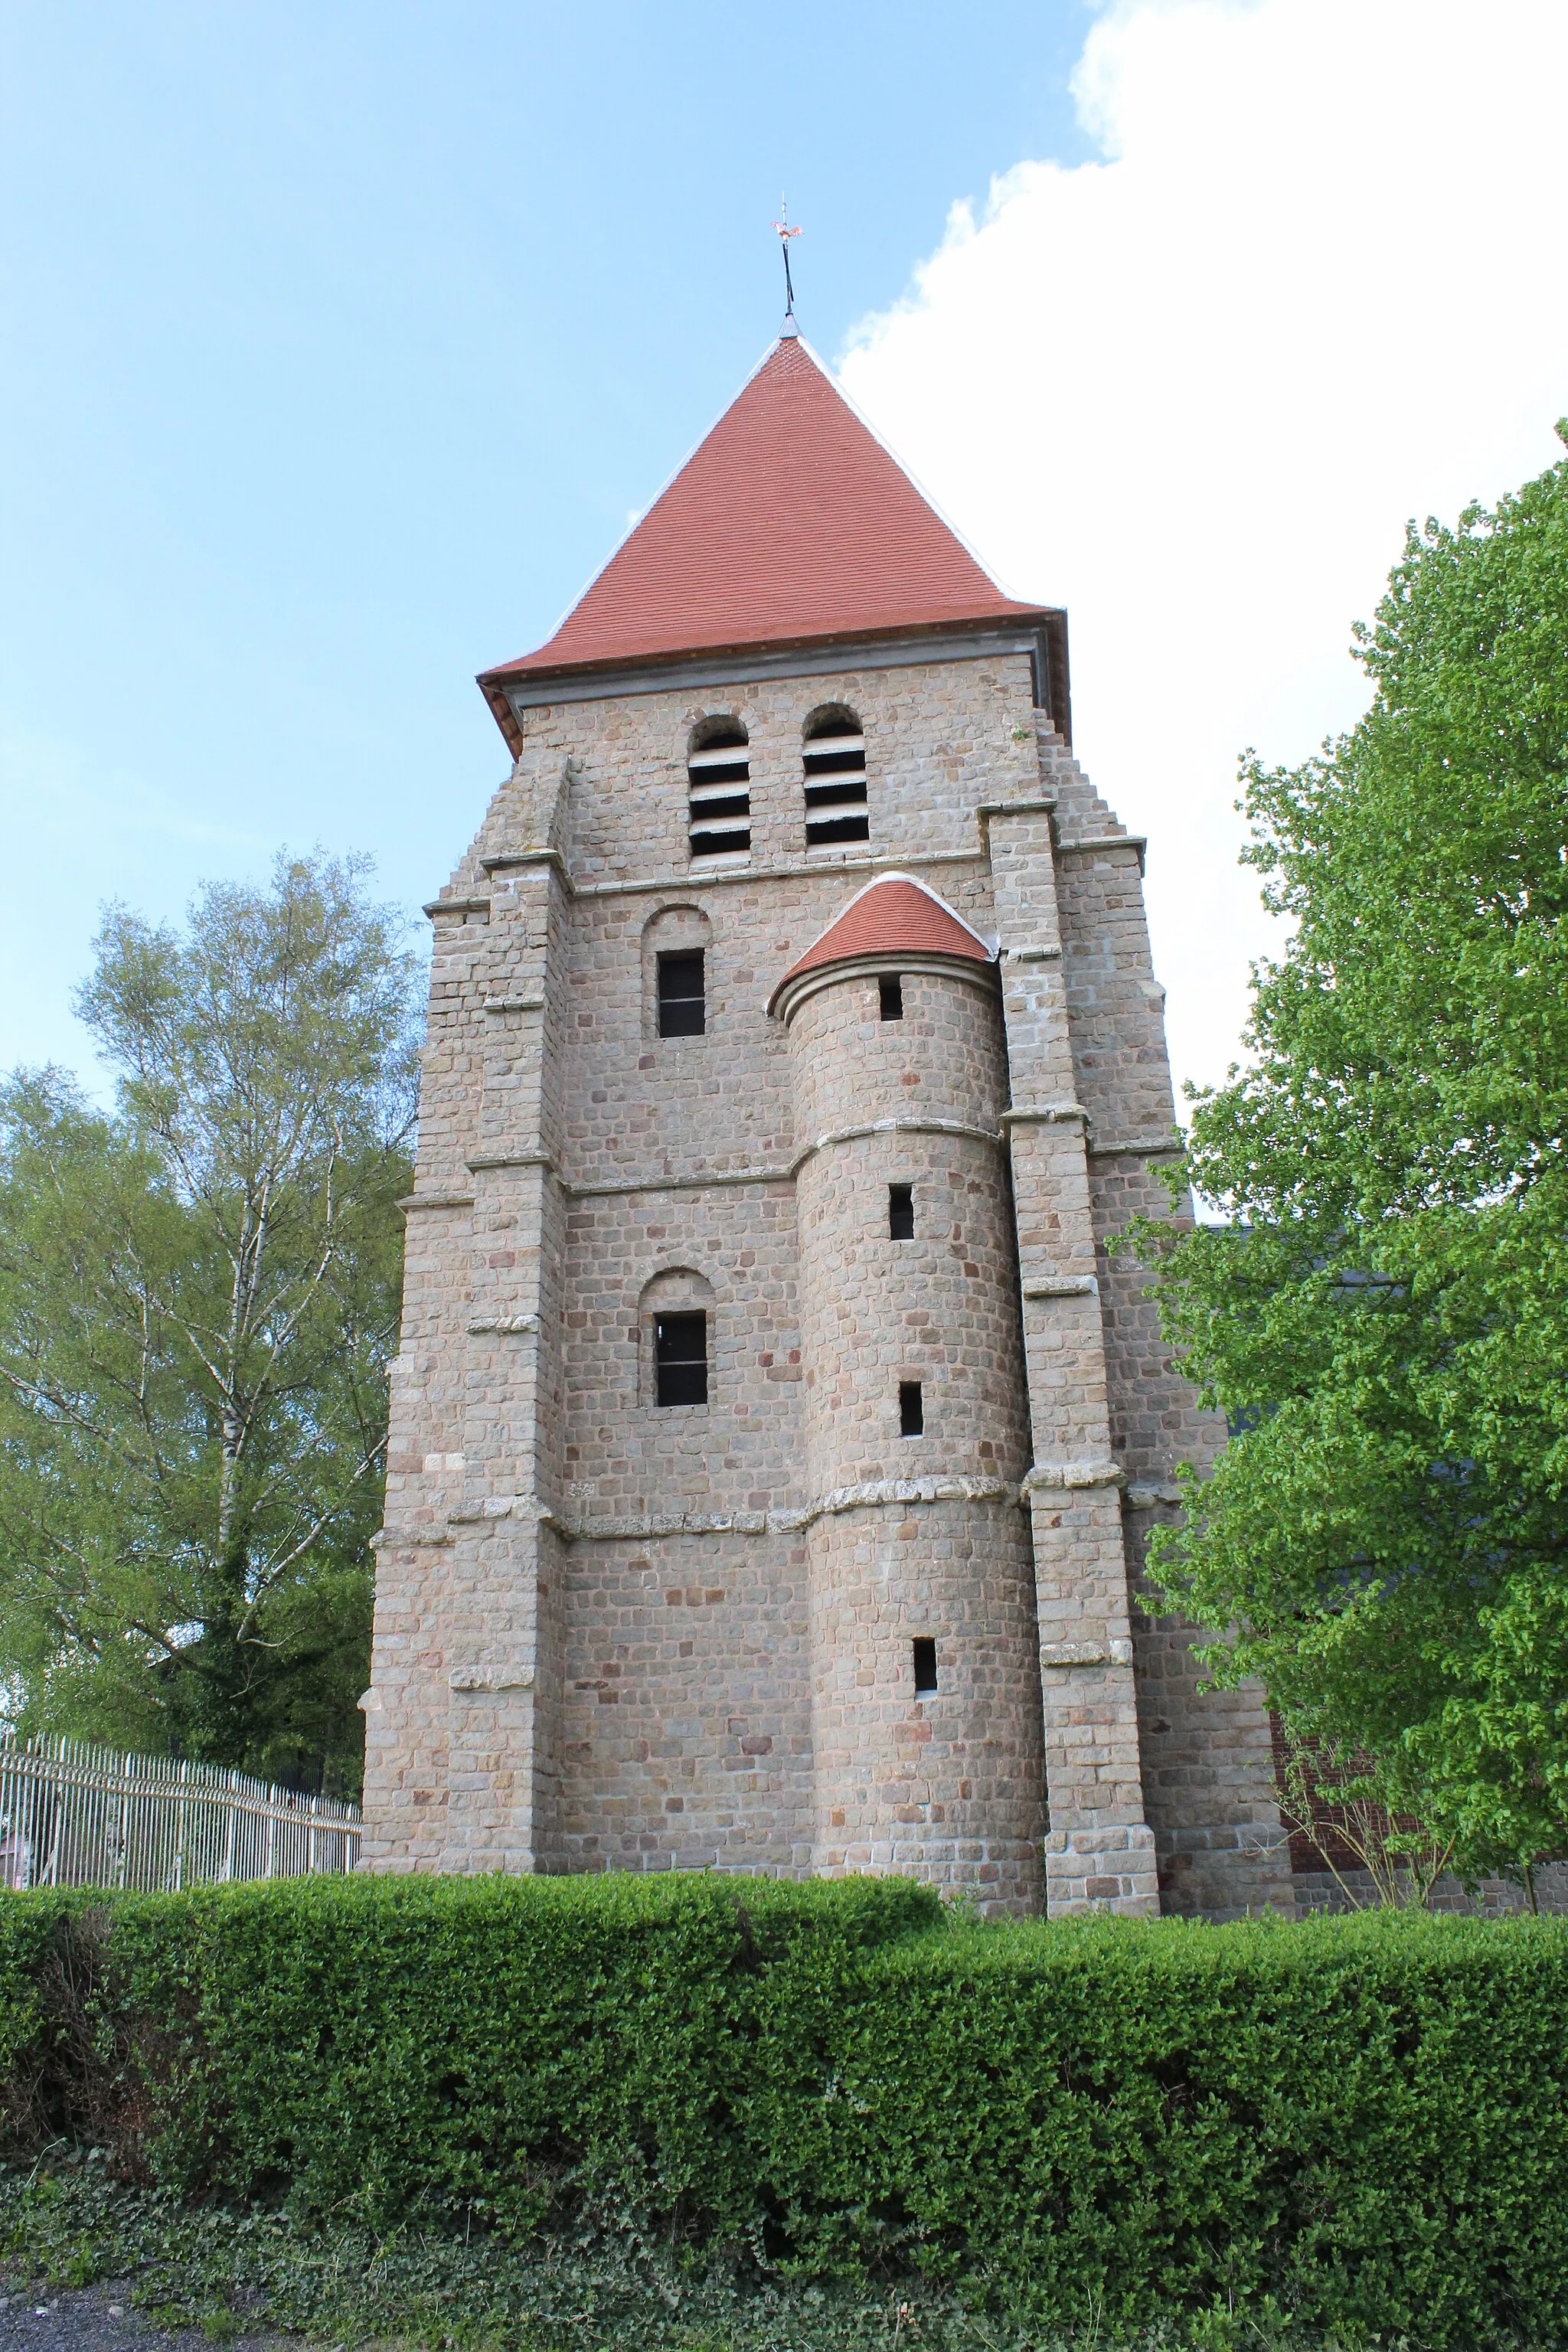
[2,1873,1565,2347]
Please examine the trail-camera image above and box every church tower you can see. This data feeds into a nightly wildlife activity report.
[361,328,1292,1919]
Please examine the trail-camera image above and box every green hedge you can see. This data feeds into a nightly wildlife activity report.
[3,1874,1566,2346]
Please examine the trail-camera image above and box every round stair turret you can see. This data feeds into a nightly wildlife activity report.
[772,877,1046,1914]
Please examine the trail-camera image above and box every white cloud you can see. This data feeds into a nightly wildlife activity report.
[838,0,1568,1102]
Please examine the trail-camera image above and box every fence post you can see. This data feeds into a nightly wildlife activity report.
[39,1740,63,1888]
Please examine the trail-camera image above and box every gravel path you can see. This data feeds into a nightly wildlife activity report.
[0,2280,284,2352]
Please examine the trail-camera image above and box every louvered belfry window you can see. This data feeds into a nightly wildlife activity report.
[803,709,869,846]
[687,720,751,860]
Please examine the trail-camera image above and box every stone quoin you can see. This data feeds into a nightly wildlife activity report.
[360,327,1292,1919]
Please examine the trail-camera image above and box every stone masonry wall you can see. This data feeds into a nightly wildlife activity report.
[1039,724,1292,1918]
[361,648,1290,1918]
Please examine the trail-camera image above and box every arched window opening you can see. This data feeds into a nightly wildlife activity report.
[639,1267,716,1410]
[803,707,868,847]
[642,904,711,1046]
[688,717,751,861]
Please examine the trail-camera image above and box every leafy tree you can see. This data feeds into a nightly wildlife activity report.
[0,854,420,1792]
[1132,426,1568,1889]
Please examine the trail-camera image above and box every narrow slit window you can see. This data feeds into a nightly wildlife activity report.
[912,1638,938,1696]
[655,1312,708,1408]
[688,722,750,861]
[657,951,705,1037]
[899,1380,924,1437]
[888,1183,914,1240]
[879,974,903,1022]
[803,712,868,847]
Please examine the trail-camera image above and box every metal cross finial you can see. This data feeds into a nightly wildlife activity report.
[772,198,802,328]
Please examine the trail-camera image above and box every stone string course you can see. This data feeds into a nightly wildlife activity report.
[363,655,1292,1917]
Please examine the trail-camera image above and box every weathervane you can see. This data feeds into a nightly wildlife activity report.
[773,198,802,327]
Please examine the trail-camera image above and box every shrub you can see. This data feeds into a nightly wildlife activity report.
[0,1873,936,2223]
[2,1874,1566,2347]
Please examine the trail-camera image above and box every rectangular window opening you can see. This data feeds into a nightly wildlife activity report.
[912,1637,938,1696]
[657,951,705,1038]
[655,1311,708,1408]
[888,1183,914,1240]
[899,1380,924,1438]
[879,974,903,1022]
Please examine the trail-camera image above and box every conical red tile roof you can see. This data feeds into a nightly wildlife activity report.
[769,876,994,1015]
[481,336,1040,704]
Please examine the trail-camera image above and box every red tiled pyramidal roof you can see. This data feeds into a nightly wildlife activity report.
[482,335,1040,700]
[769,876,994,1015]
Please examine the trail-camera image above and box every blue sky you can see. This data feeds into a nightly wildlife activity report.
[0,0,1093,1081]
[5,1,1566,1101]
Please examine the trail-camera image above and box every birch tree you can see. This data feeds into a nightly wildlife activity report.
[0,852,419,1788]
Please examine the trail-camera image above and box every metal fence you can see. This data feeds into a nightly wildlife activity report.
[0,1733,361,1892]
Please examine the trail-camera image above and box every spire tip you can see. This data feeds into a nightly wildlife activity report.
[773,200,802,335]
